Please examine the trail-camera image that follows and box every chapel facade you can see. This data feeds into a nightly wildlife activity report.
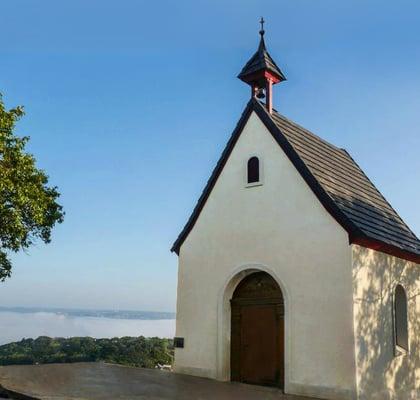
[171,22,420,400]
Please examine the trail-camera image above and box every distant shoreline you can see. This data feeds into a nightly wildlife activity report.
[0,306,175,320]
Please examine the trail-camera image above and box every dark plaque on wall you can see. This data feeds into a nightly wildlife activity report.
[174,337,184,348]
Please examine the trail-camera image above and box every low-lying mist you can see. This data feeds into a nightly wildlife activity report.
[0,311,175,345]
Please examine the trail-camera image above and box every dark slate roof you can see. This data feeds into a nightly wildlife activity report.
[171,99,420,263]
[270,111,420,258]
[238,37,286,82]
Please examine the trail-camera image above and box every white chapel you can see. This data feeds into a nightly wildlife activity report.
[171,21,420,400]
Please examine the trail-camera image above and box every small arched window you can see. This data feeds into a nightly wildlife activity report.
[247,157,260,184]
[394,284,409,351]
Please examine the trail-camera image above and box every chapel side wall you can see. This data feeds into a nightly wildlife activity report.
[174,112,357,400]
[351,244,420,400]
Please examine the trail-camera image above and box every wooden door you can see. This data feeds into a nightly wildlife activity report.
[231,272,284,388]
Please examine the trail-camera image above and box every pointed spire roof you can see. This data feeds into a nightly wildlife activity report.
[238,20,286,83]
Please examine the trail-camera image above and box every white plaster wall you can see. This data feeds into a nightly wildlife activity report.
[352,245,420,400]
[174,112,356,400]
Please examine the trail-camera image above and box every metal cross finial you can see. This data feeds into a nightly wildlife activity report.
[259,17,265,37]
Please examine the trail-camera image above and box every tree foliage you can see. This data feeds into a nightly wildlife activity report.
[0,94,64,280]
[0,336,173,368]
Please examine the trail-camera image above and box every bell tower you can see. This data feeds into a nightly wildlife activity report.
[238,18,286,114]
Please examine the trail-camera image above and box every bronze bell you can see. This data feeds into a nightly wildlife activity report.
[256,87,265,99]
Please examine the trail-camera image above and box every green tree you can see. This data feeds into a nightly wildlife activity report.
[0,94,64,280]
[0,336,174,367]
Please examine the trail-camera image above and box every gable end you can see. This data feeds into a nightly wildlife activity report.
[171,100,420,264]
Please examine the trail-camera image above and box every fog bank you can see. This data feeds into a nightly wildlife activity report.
[0,312,175,345]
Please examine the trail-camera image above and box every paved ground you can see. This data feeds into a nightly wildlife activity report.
[0,362,322,400]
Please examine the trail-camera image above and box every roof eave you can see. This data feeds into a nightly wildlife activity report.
[351,236,420,264]
[238,68,286,84]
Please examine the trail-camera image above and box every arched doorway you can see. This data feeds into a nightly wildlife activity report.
[230,271,284,388]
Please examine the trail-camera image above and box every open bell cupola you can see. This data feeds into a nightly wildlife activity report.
[238,18,286,114]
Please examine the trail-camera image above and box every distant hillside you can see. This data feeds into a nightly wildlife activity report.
[0,306,175,320]
[0,336,173,368]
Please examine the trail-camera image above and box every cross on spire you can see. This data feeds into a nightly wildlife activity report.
[259,17,265,37]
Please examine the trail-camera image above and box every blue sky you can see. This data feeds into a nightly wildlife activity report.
[0,1,419,312]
